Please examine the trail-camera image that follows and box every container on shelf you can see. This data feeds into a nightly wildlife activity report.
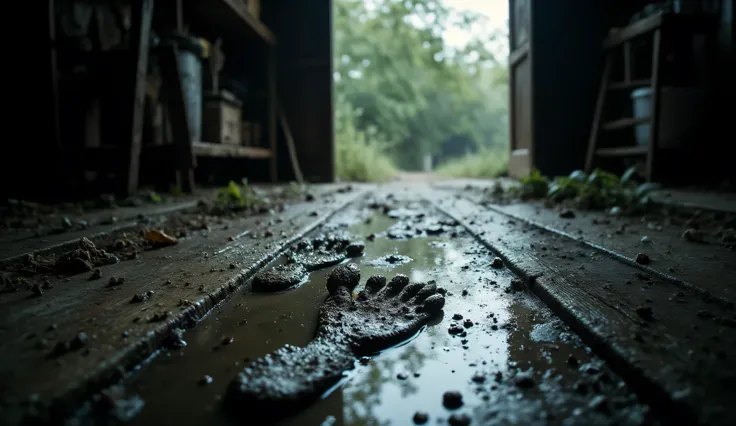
[630,86,707,148]
[162,35,204,141]
[203,90,243,145]
[241,121,252,146]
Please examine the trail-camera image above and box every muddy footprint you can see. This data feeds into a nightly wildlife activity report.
[251,234,364,292]
[224,263,445,422]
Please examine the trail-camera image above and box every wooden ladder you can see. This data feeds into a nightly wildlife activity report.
[585,12,713,182]
[585,17,664,182]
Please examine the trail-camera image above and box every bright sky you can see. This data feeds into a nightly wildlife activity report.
[361,0,509,61]
[441,0,508,45]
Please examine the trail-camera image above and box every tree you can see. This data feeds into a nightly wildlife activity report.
[334,0,509,170]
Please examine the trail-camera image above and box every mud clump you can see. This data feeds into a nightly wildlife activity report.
[413,411,429,424]
[635,305,654,321]
[252,263,307,292]
[443,391,463,409]
[107,276,125,287]
[515,370,536,388]
[448,413,471,426]
[510,279,525,292]
[682,228,705,243]
[251,233,363,293]
[346,242,365,257]
[635,253,650,265]
[326,263,360,294]
[224,265,445,422]
[9,238,119,277]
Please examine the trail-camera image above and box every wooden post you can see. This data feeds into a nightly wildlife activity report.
[585,54,612,173]
[268,49,278,183]
[49,0,61,151]
[646,29,663,182]
[122,0,154,196]
[623,41,631,84]
[176,0,184,32]
[159,44,196,193]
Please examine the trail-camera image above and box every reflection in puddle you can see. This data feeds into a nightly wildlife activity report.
[124,202,648,426]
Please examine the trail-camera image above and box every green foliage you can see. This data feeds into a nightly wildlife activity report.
[215,180,263,208]
[519,169,549,199]
[334,0,509,171]
[335,93,397,182]
[515,167,660,210]
[436,147,508,178]
[149,191,162,203]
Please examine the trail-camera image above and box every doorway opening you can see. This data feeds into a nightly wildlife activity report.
[333,0,510,182]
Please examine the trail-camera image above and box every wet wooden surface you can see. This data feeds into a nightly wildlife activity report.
[426,189,736,426]
[0,195,206,260]
[0,184,368,422]
[1,181,735,425]
[491,202,736,304]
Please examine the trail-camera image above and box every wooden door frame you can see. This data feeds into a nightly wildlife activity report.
[508,0,534,179]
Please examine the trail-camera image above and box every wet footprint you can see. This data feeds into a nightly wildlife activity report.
[224,263,445,422]
[250,234,364,292]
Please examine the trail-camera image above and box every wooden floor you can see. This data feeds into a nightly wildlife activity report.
[0,182,734,425]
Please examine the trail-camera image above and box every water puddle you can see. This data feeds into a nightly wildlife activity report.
[121,201,649,426]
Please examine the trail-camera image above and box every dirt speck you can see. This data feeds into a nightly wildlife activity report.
[412,411,429,424]
[442,390,463,409]
[514,370,536,388]
[682,228,704,243]
[448,413,471,426]
[107,276,124,287]
[510,279,525,291]
[635,306,654,321]
[635,253,650,265]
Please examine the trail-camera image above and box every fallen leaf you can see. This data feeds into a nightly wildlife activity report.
[144,230,178,246]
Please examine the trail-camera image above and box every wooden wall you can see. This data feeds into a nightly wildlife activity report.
[262,0,335,183]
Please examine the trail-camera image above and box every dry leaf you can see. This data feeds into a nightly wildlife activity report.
[144,230,178,246]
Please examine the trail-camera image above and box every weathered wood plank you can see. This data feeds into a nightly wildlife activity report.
[0,200,200,262]
[488,202,736,305]
[122,0,154,196]
[0,186,369,423]
[427,190,736,426]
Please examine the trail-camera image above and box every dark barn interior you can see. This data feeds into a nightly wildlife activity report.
[1,1,735,425]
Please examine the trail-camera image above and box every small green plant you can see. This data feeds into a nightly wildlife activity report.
[215,180,263,208]
[519,169,549,199]
[514,166,660,211]
[149,191,162,203]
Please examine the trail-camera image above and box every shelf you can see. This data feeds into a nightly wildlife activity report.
[604,13,664,49]
[608,80,651,91]
[596,146,648,157]
[193,142,271,159]
[186,0,275,46]
[603,12,715,50]
[602,117,650,131]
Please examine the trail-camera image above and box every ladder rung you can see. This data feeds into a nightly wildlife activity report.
[596,146,648,157]
[602,117,650,131]
[608,80,651,90]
